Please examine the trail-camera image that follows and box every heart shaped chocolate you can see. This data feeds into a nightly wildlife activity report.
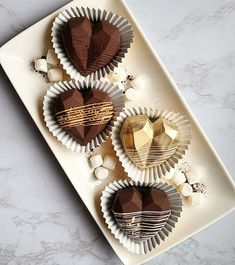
[62,17,120,76]
[112,187,171,243]
[54,89,113,145]
[120,115,179,169]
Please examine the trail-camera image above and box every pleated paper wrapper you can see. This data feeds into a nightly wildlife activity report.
[100,180,183,255]
[43,80,125,153]
[111,108,191,182]
[51,6,134,82]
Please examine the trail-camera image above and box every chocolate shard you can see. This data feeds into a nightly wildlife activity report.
[62,17,120,76]
[62,17,92,76]
[142,188,170,211]
[112,187,142,213]
[54,88,113,146]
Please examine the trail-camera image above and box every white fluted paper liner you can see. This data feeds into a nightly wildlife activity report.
[100,180,183,255]
[51,6,134,82]
[111,108,191,182]
[43,80,125,153]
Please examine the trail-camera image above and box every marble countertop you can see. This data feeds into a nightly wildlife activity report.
[0,0,235,264]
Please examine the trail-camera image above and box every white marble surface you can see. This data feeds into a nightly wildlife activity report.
[0,0,235,264]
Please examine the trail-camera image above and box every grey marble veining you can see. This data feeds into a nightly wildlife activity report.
[0,0,234,264]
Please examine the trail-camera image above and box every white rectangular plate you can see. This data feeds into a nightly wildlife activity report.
[0,0,235,264]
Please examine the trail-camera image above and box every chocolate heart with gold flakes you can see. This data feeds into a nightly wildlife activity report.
[112,187,171,243]
[120,115,179,169]
[54,88,113,146]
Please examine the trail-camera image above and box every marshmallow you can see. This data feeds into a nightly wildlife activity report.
[125,88,136,101]
[188,192,203,206]
[89,154,103,169]
[179,183,193,197]
[47,69,63,82]
[172,171,186,186]
[46,49,59,66]
[34,59,48,73]
[103,155,116,170]
[130,77,145,90]
[94,167,109,180]
[117,82,125,92]
[186,169,203,185]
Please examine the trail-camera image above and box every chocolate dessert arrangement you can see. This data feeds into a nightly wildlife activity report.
[62,17,120,76]
[54,88,114,145]
[38,5,205,255]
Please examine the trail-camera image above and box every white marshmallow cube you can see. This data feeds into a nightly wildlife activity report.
[172,171,186,186]
[125,88,136,101]
[46,49,59,66]
[103,155,116,170]
[186,169,203,184]
[130,77,145,90]
[89,154,103,169]
[188,192,203,206]
[34,59,48,73]
[95,167,109,180]
[179,183,193,197]
[47,69,63,82]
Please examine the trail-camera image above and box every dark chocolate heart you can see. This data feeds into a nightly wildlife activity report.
[62,17,120,76]
[54,89,114,145]
[112,187,171,243]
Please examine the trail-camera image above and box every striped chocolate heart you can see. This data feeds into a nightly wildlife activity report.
[112,187,171,243]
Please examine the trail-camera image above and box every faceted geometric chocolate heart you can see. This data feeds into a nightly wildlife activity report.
[112,187,171,243]
[54,89,113,145]
[62,17,120,76]
[120,115,179,169]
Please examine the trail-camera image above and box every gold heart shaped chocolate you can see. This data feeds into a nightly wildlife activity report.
[54,89,114,146]
[120,115,179,169]
[112,187,171,243]
[62,17,120,76]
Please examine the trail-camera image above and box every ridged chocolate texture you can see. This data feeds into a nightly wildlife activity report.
[112,187,170,213]
[54,89,113,146]
[62,17,120,76]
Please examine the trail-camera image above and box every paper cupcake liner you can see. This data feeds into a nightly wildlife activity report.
[100,180,183,254]
[111,108,191,182]
[51,6,134,82]
[43,80,125,153]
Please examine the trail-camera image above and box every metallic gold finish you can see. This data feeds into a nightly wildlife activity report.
[120,115,179,169]
[56,101,113,128]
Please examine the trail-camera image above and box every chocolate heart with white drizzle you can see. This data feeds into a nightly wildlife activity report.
[112,187,171,243]
[62,17,120,76]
